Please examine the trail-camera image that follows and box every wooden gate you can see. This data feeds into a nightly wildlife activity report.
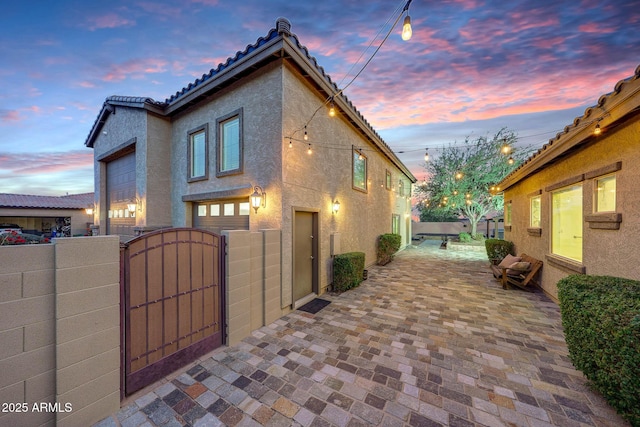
[121,228,225,395]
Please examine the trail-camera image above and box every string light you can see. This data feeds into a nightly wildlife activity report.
[401,0,413,41]
[307,144,312,155]
[501,139,512,155]
[304,126,308,141]
[594,123,601,135]
[508,156,515,165]
[288,138,293,149]
[329,99,336,117]
[424,149,429,162]
[455,171,463,180]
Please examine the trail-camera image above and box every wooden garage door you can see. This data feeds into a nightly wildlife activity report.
[106,152,136,236]
[193,199,250,234]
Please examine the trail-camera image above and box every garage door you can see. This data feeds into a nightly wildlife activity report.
[193,199,250,234]
[106,152,136,236]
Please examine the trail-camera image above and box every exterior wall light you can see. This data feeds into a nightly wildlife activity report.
[251,185,266,213]
[332,200,341,214]
[127,201,137,217]
[85,204,94,215]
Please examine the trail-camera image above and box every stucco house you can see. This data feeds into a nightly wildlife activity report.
[497,64,640,301]
[0,192,94,237]
[85,18,416,309]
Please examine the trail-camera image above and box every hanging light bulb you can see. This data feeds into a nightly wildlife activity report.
[307,144,312,155]
[329,99,336,117]
[507,156,514,165]
[401,15,412,41]
[453,190,458,195]
[424,150,429,162]
[501,138,512,155]
[288,138,293,149]
[594,123,601,135]
[358,150,364,161]
[304,126,308,141]
[455,171,463,180]
[466,199,472,205]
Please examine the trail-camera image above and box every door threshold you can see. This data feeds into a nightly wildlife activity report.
[293,293,317,310]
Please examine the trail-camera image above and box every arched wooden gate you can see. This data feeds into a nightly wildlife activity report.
[120,228,225,395]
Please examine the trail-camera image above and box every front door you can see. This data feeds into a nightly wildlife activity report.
[293,210,317,306]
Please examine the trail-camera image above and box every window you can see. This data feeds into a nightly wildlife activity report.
[197,205,207,216]
[504,202,512,226]
[210,204,220,216]
[530,195,541,228]
[239,202,250,216]
[595,174,616,212]
[216,109,243,176]
[188,125,208,181]
[392,214,400,235]
[399,180,405,197]
[353,147,367,192]
[224,203,235,216]
[385,170,391,190]
[551,184,582,262]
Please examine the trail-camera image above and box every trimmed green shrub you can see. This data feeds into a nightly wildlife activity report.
[376,233,402,265]
[484,238,514,263]
[558,275,640,426]
[458,232,472,243]
[333,252,365,292]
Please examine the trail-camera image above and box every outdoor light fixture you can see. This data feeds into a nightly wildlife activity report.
[424,149,429,162]
[455,171,463,180]
[250,186,266,213]
[401,0,413,41]
[307,144,312,155]
[594,123,602,135]
[288,139,293,149]
[453,190,458,195]
[85,204,94,215]
[127,198,140,217]
[508,156,515,165]
[501,139,512,155]
[332,200,341,214]
[304,126,308,141]
[328,98,336,117]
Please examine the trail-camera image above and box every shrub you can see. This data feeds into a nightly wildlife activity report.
[376,233,402,265]
[558,275,640,426]
[484,239,513,263]
[333,252,365,292]
[458,232,472,243]
[472,233,485,241]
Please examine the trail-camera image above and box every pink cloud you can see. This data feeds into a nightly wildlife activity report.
[78,81,97,88]
[0,151,93,175]
[578,22,616,34]
[101,58,169,82]
[0,110,21,123]
[87,13,135,31]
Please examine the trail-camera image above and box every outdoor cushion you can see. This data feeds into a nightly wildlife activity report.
[498,254,521,269]
[507,261,531,276]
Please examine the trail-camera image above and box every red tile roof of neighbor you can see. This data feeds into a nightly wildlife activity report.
[0,193,94,209]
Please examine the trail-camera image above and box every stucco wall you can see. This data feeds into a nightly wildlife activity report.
[504,115,640,300]
[92,107,148,232]
[144,114,173,229]
[169,62,284,231]
[281,63,412,306]
[0,236,120,427]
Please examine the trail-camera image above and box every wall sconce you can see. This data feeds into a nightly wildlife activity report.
[85,204,94,215]
[127,198,140,218]
[332,200,341,214]
[251,185,266,213]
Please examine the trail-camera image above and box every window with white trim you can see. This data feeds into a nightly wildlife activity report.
[551,184,582,262]
[595,174,616,213]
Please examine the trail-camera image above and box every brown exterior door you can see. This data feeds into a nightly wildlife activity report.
[293,210,317,304]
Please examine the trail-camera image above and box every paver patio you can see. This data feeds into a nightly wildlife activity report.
[95,241,628,427]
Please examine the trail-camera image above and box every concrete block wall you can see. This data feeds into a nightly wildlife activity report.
[0,236,120,427]
[224,229,282,346]
[54,236,121,427]
[0,244,56,427]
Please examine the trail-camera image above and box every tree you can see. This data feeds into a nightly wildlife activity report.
[415,128,531,237]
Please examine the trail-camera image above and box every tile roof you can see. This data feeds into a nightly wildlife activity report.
[0,192,94,209]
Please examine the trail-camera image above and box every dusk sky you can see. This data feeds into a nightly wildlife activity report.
[1,0,639,195]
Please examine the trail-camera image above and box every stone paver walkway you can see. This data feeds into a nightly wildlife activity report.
[95,241,628,427]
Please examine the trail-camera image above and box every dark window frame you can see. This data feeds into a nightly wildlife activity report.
[187,124,209,182]
[216,108,243,177]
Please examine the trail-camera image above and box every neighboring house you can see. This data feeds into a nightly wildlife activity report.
[498,64,640,301]
[84,18,416,309]
[0,192,94,237]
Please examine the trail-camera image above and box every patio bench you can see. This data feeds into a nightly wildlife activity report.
[490,253,543,291]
